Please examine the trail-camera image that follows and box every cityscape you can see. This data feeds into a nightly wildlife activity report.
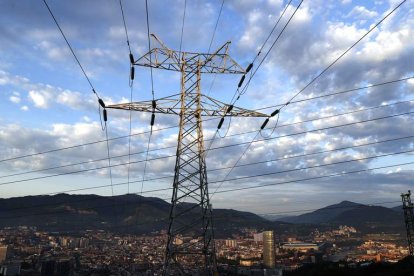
[0,192,413,275]
[1,0,414,275]
[0,221,411,275]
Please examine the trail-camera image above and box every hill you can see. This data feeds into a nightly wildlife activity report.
[331,205,404,232]
[392,205,403,213]
[278,201,405,233]
[0,193,270,237]
[0,195,406,236]
[279,201,360,224]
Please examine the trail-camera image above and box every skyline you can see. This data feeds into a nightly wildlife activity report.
[0,0,413,215]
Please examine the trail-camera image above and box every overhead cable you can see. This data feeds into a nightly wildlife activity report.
[2,75,411,164]
[1,107,413,181]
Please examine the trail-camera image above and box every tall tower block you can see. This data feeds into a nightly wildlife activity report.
[263,230,275,269]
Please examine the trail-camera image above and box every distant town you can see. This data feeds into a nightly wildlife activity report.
[0,224,410,275]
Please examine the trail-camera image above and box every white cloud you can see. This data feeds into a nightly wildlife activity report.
[56,90,85,109]
[1,69,97,111]
[238,9,265,50]
[28,90,51,109]
[407,79,414,91]
[36,40,70,61]
[20,105,29,111]
[292,4,312,24]
[347,6,378,19]
[0,70,14,85]
[267,0,282,8]
[358,28,412,62]
[82,116,91,122]
[9,95,21,104]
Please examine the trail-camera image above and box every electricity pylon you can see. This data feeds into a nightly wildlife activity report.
[108,34,267,275]
[401,190,414,256]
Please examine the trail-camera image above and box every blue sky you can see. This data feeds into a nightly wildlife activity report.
[0,0,413,215]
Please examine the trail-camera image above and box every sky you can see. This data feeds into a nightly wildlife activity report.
[0,0,413,215]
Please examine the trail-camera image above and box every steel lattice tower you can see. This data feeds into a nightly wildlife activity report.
[108,34,267,275]
[401,190,414,256]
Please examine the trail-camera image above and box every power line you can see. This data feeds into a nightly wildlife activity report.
[126,77,134,194]
[118,0,135,194]
[0,119,216,164]
[97,135,414,192]
[283,0,407,107]
[179,0,187,54]
[1,110,413,185]
[140,130,152,197]
[3,126,412,188]
[210,130,259,196]
[210,109,414,196]
[0,101,411,198]
[210,141,414,197]
[145,0,155,100]
[104,124,115,196]
[209,148,414,186]
[41,0,100,99]
[207,0,297,147]
[2,134,412,197]
[19,134,411,197]
[2,73,411,165]
[228,0,295,105]
[139,0,157,199]
[255,76,414,111]
[215,160,414,195]
[255,0,407,132]
[119,0,132,54]
[214,0,407,198]
[207,0,225,54]
[253,98,414,136]
[251,0,294,66]
[207,1,303,178]
[1,103,412,187]
[204,0,225,97]
[232,0,300,104]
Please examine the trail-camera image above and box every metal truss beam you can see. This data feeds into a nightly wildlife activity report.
[108,94,268,118]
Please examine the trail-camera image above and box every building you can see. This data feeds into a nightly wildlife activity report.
[254,233,263,242]
[225,240,237,248]
[281,242,319,252]
[0,246,9,263]
[263,231,275,269]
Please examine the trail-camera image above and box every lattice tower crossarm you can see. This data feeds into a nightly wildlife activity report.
[107,93,268,118]
[401,190,414,256]
[107,34,268,275]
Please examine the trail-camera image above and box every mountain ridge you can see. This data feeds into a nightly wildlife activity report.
[276,200,405,232]
[0,193,270,237]
[278,200,361,224]
[0,194,406,235]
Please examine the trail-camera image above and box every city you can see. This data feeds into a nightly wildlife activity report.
[0,222,411,275]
